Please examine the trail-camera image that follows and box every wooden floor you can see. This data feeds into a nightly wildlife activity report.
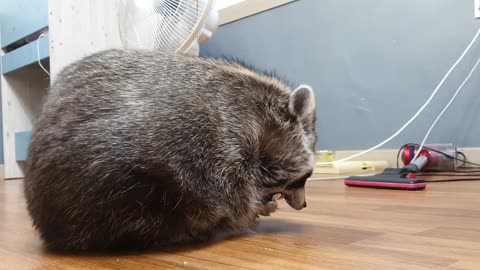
[2,177,480,270]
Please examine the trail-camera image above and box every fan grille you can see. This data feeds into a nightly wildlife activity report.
[119,0,212,53]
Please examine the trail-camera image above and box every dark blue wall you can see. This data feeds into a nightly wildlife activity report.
[201,0,480,150]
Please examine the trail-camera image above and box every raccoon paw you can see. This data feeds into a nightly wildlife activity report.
[257,196,280,216]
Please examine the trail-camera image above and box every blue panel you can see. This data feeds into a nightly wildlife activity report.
[1,34,49,74]
[15,131,32,161]
[0,0,49,48]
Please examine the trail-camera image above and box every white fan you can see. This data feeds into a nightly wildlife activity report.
[118,0,219,55]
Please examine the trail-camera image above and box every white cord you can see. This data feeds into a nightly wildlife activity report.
[412,54,480,161]
[308,174,376,181]
[318,25,480,165]
[37,33,50,76]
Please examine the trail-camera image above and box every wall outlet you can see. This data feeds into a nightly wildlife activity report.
[475,0,480,18]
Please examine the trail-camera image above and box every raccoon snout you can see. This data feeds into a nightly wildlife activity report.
[283,187,307,210]
[281,171,310,210]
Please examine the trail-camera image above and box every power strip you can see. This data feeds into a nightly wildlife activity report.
[314,160,390,174]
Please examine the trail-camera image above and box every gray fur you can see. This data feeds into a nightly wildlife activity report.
[24,49,316,251]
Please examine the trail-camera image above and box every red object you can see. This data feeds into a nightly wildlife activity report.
[406,173,417,179]
[403,145,431,168]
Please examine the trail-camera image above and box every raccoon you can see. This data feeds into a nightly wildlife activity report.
[24,49,316,251]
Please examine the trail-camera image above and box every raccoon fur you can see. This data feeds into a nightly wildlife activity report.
[24,49,316,251]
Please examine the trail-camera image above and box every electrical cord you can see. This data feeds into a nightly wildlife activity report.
[423,178,480,183]
[308,174,376,181]
[418,173,480,176]
[318,144,480,184]
[456,151,467,167]
[395,143,480,183]
[308,175,480,182]
[36,33,50,76]
[411,54,480,162]
[455,169,480,172]
[308,174,480,182]
[313,143,480,185]
[318,25,480,165]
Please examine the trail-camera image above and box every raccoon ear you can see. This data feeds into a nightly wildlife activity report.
[290,85,315,119]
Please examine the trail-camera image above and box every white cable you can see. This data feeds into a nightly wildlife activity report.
[412,54,480,161]
[318,25,480,165]
[313,52,479,179]
[36,33,50,76]
[308,174,375,181]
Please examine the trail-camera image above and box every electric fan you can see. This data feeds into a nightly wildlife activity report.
[118,0,219,55]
